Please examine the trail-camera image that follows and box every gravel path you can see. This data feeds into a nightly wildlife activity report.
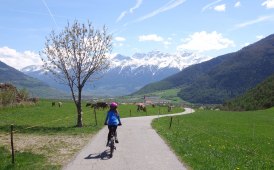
[63,108,194,170]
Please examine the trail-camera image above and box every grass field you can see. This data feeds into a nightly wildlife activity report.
[0,99,183,169]
[148,88,183,103]
[0,146,58,170]
[152,108,274,169]
[128,88,184,104]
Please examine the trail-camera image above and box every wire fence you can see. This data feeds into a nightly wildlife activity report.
[0,113,77,165]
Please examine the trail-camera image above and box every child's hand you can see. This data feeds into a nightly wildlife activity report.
[104,122,108,125]
[118,123,122,126]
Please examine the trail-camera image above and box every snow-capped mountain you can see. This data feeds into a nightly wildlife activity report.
[21,51,211,96]
[111,51,209,71]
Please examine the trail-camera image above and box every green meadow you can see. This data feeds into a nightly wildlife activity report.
[0,100,182,134]
[0,99,183,169]
[0,146,58,170]
[152,108,274,169]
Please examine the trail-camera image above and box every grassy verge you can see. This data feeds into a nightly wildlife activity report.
[0,99,183,169]
[0,146,59,170]
[152,108,274,169]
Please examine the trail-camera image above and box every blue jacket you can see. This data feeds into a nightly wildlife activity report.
[105,110,121,125]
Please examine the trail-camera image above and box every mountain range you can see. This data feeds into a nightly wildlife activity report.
[134,34,274,104]
[21,51,210,96]
[4,33,274,103]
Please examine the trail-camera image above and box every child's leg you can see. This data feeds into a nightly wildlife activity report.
[107,126,112,141]
[113,126,118,142]
[113,126,117,138]
[108,126,117,140]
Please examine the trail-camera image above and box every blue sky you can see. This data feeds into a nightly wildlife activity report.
[0,0,274,69]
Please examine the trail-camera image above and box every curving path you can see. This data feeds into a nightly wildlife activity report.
[63,108,194,170]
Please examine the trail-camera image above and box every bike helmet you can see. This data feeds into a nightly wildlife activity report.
[110,102,118,108]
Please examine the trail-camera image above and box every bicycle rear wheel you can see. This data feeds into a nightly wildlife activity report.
[110,139,114,157]
[109,126,116,158]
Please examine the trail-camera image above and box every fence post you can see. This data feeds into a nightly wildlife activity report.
[169,117,173,129]
[94,108,97,126]
[252,124,255,140]
[10,124,15,164]
[130,109,131,117]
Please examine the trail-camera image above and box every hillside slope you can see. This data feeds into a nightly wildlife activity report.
[133,54,229,95]
[0,61,66,98]
[179,34,274,104]
[223,73,274,111]
[134,34,274,104]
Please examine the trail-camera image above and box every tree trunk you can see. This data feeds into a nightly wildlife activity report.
[76,88,83,127]
[76,107,83,127]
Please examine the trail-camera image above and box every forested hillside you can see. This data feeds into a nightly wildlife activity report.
[223,74,274,111]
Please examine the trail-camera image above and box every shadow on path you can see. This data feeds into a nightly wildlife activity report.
[85,149,111,160]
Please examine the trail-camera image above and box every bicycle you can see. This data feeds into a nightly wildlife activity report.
[108,126,116,158]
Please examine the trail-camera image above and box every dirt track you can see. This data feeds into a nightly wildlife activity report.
[63,108,194,170]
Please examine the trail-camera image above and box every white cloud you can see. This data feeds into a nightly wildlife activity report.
[139,34,164,42]
[202,0,222,12]
[113,43,124,47]
[116,11,127,22]
[234,1,241,8]
[116,0,143,22]
[177,31,235,52]
[244,42,250,47]
[262,0,274,9]
[138,34,172,48]
[214,4,226,11]
[136,0,186,22]
[163,41,171,45]
[130,0,143,13]
[235,15,274,28]
[0,46,42,69]
[115,36,126,41]
[256,35,265,39]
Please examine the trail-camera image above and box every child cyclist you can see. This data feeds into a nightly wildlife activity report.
[104,102,122,146]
